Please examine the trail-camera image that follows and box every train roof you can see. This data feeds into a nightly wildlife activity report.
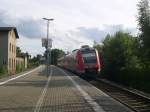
[72,49,79,52]
[80,46,95,51]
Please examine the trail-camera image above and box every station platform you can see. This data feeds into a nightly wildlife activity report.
[0,65,133,112]
[36,66,132,112]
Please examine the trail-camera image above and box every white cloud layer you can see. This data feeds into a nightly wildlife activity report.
[0,0,139,56]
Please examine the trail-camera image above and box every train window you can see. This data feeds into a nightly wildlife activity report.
[81,50,96,56]
[81,50,97,64]
[83,57,97,64]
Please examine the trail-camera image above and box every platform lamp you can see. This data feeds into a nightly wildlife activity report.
[42,18,54,76]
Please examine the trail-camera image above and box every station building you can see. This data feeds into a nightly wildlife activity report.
[0,27,27,74]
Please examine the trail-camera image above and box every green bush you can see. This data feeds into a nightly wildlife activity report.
[0,65,7,76]
[100,31,150,93]
[16,64,25,73]
[98,0,150,93]
[102,32,139,77]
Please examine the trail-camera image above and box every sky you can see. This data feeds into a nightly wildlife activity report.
[0,0,139,56]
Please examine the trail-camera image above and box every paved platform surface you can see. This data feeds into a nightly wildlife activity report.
[0,65,133,112]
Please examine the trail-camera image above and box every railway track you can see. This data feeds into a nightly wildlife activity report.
[84,77,150,112]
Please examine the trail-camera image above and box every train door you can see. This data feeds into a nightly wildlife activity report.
[76,50,85,74]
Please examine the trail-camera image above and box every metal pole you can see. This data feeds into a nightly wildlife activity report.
[47,21,51,74]
[49,47,51,72]
[43,18,54,77]
[47,21,49,76]
[47,20,49,41]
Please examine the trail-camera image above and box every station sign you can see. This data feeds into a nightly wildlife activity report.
[42,38,52,48]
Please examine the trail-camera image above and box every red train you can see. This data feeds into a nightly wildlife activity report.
[58,46,101,74]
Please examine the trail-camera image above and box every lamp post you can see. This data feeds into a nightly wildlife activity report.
[42,18,54,76]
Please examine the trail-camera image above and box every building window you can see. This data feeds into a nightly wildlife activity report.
[12,44,13,53]
[13,45,14,53]
[14,59,15,69]
[9,58,11,68]
[12,59,13,70]
[10,43,11,52]
[14,45,16,53]
[3,59,6,65]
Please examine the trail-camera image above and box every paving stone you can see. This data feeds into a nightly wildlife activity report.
[0,66,133,112]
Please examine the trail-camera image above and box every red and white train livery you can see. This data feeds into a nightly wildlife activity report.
[58,46,101,74]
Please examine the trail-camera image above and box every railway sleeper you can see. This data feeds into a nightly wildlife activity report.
[134,104,150,108]
[130,101,150,105]
[135,108,150,112]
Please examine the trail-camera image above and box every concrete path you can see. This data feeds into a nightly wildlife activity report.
[0,65,133,112]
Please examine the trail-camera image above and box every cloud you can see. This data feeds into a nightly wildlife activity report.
[0,10,14,26]
[51,24,137,52]
[70,25,137,42]
[17,19,44,38]
[0,10,137,56]
[17,35,45,56]
[0,0,138,28]
[0,0,139,56]
[0,12,44,38]
[51,30,93,52]
[77,27,106,42]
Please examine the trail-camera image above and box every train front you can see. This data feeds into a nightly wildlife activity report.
[80,46,101,74]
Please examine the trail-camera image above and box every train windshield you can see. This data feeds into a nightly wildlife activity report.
[81,50,97,64]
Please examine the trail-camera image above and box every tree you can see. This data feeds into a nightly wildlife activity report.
[51,49,65,65]
[93,41,103,54]
[138,0,150,59]
[16,46,22,56]
[102,32,140,80]
[29,54,43,66]
[16,47,31,59]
